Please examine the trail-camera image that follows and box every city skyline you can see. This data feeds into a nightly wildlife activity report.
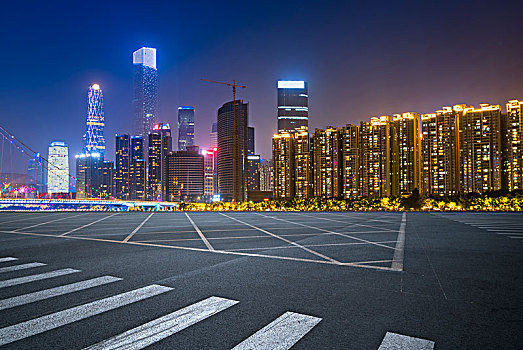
[1,0,522,176]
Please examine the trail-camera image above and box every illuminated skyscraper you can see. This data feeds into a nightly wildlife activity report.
[115,135,130,199]
[313,127,342,198]
[177,106,195,151]
[48,141,69,194]
[294,127,313,198]
[130,136,146,200]
[202,148,217,197]
[75,152,102,199]
[210,122,218,149]
[421,106,463,196]
[260,159,273,192]
[166,146,204,202]
[506,100,523,191]
[393,112,422,195]
[277,81,308,132]
[83,84,105,156]
[217,100,248,202]
[460,104,502,193]
[100,161,114,198]
[248,126,255,154]
[148,123,172,200]
[133,47,158,138]
[272,132,294,199]
[342,124,360,199]
[247,154,261,192]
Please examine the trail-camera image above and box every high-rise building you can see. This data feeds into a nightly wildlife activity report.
[177,106,195,151]
[277,81,308,132]
[272,132,294,199]
[83,84,105,156]
[393,112,422,195]
[210,122,218,149]
[148,123,172,201]
[202,148,217,197]
[505,100,523,191]
[130,136,146,200]
[313,127,343,198]
[460,104,502,193]
[115,135,130,199]
[359,116,395,197]
[75,152,102,199]
[260,159,274,192]
[342,124,359,199]
[294,127,313,198]
[217,100,248,202]
[101,161,114,198]
[48,142,69,194]
[166,145,204,202]
[27,153,45,195]
[133,47,158,139]
[421,105,464,197]
[248,126,255,154]
[247,154,261,192]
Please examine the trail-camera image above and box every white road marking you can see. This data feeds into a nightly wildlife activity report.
[228,240,398,252]
[123,213,155,242]
[378,332,434,349]
[302,212,399,232]
[12,213,87,232]
[258,213,396,251]
[0,268,80,289]
[0,262,46,274]
[0,257,18,263]
[84,296,238,350]
[220,213,340,263]
[0,276,122,310]
[0,284,173,346]
[0,213,57,225]
[232,311,321,350]
[391,212,406,271]
[185,212,214,251]
[60,213,119,236]
[508,236,523,239]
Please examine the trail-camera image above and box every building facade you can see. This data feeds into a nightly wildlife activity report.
[506,100,522,191]
[393,112,422,195]
[130,136,146,200]
[166,146,204,202]
[294,127,313,198]
[277,81,308,132]
[342,124,359,199]
[217,100,248,202]
[177,106,195,151]
[83,84,105,156]
[133,47,158,139]
[27,153,45,195]
[48,142,69,194]
[114,135,130,199]
[148,123,172,201]
[272,132,294,199]
[75,152,102,199]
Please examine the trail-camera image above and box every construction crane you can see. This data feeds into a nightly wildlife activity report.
[201,78,247,202]
[201,79,246,103]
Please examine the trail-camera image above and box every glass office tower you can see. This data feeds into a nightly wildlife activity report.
[277,81,308,132]
[83,84,105,157]
[133,47,158,139]
[177,106,195,151]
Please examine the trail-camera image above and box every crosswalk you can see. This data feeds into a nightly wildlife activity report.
[439,213,523,242]
[0,256,435,349]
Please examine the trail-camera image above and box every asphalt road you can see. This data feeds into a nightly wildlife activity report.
[0,211,521,349]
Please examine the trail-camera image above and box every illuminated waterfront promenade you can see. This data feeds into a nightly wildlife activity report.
[0,198,177,211]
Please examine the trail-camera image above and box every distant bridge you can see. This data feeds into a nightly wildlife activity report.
[0,199,178,211]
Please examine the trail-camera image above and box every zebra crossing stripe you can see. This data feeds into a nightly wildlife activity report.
[84,296,238,350]
[0,284,173,346]
[0,257,18,263]
[0,262,46,274]
[0,268,80,289]
[232,311,321,350]
[0,276,122,311]
[378,332,434,349]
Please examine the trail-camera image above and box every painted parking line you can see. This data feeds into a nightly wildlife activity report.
[60,213,120,236]
[12,213,87,232]
[185,212,214,251]
[0,257,18,263]
[0,268,80,289]
[0,284,173,346]
[0,276,122,311]
[122,213,155,242]
[84,296,238,350]
[0,262,46,274]
[232,311,321,350]
[391,213,406,271]
[378,332,434,349]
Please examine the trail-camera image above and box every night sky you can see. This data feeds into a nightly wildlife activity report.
[1,0,522,175]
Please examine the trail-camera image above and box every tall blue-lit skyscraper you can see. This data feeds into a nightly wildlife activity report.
[177,106,195,151]
[277,80,308,132]
[83,84,105,157]
[133,47,158,138]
